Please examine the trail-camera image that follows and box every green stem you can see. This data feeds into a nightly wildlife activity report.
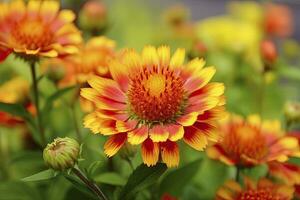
[70,103,82,142]
[125,157,135,171]
[72,166,108,200]
[30,62,45,145]
[235,166,241,182]
[258,74,266,117]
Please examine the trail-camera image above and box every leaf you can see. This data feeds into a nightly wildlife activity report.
[87,161,102,177]
[159,159,202,197]
[42,86,75,116]
[279,65,300,82]
[0,181,42,200]
[119,163,167,200]
[94,172,126,186]
[22,169,56,182]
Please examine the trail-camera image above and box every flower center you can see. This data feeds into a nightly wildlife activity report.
[222,123,268,164]
[11,19,53,50]
[238,188,284,200]
[128,66,185,124]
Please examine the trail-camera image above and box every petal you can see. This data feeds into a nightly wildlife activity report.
[83,112,118,135]
[206,145,236,166]
[185,97,219,114]
[142,138,159,167]
[40,0,60,22]
[193,122,219,142]
[197,106,226,122]
[88,76,125,103]
[122,49,142,74]
[9,0,26,20]
[0,47,11,62]
[166,124,184,141]
[180,58,205,81]
[96,109,128,121]
[177,112,198,126]
[27,0,41,19]
[183,126,208,151]
[109,59,130,92]
[160,140,179,167]
[51,10,75,31]
[116,120,137,132]
[128,126,148,144]
[157,46,170,67]
[149,125,169,142]
[170,48,185,70]
[142,45,159,66]
[104,133,127,157]
[183,66,216,94]
[190,82,225,98]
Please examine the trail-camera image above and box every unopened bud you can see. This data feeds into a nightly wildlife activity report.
[119,142,136,159]
[260,39,277,64]
[79,0,107,33]
[41,58,65,83]
[284,102,300,123]
[43,137,80,171]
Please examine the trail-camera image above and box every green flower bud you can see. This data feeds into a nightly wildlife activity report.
[119,142,137,160]
[285,102,300,123]
[43,137,80,171]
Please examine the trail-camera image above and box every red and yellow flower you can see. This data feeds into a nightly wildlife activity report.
[0,0,81,61]
[216,178,294,200]
[207,114,300,167]
[81,45,225,167]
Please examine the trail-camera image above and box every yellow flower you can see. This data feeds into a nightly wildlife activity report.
[81,45,225,167]
[207,114,300,167]
[196,16,261,53]
[0,0,82,61]
[0,76,29,104]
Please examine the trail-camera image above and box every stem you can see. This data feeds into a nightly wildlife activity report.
[258,74,266,117]
[125,157,135,171]
[235,166,240,182]
[30,62,45,145]
[72,166,108,200]
[70,103,82,142]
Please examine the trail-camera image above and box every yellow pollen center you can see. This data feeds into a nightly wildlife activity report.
[12,19,54,50]
[145,74,166,97]
[128,66,185,123]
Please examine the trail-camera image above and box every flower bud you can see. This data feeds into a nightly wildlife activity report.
[79,0,107,33]
[284,102,300,123]
[41,58,66,83]
[43,137,80,171]
[119,142,136,159]
[260,39,277,64]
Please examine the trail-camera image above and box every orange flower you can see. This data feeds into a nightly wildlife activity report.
[161,193,178,200]
[216,178,294,200]
[207,115,300,167]
[0,0,81,61]
[81,45,225,167]
[68,36,115,83]
[264,3,293,38]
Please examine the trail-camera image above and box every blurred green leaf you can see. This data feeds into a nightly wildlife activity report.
[87,161,102,177]
[279,65,300,82]
[42,86,75,117]
[119,163,167,200]
[241,164,268,181]
[94,172,126,186]
[159,159,202,197]
[22,169,56,182]
[0,181,42,200]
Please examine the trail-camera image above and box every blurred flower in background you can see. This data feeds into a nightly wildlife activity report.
[0,0,82,62]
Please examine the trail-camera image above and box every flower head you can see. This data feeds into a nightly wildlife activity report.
[216,178,294,200]
[0,0,82,61]
[81,45,225,167]
[207,114,300,167]
[43,137,80,171]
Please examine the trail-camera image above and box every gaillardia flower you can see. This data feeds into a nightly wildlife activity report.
[216,178,294,200]
[207,114,300,167]
[81,45,225,167]
[0,0,81,61]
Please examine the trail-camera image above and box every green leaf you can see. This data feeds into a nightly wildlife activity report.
[42,86,75,116]
[279,65,300,82]
[22,169,56,182]
[242,164,268,181]
[159,159,202,197]
[119,163,167,200]
[0,181,42,200]
[87,161,102,177]
[94,172,126,186]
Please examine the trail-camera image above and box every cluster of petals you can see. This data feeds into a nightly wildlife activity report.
[81,45,225,167]
[0,0,81,61]
[207,114,300,166]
